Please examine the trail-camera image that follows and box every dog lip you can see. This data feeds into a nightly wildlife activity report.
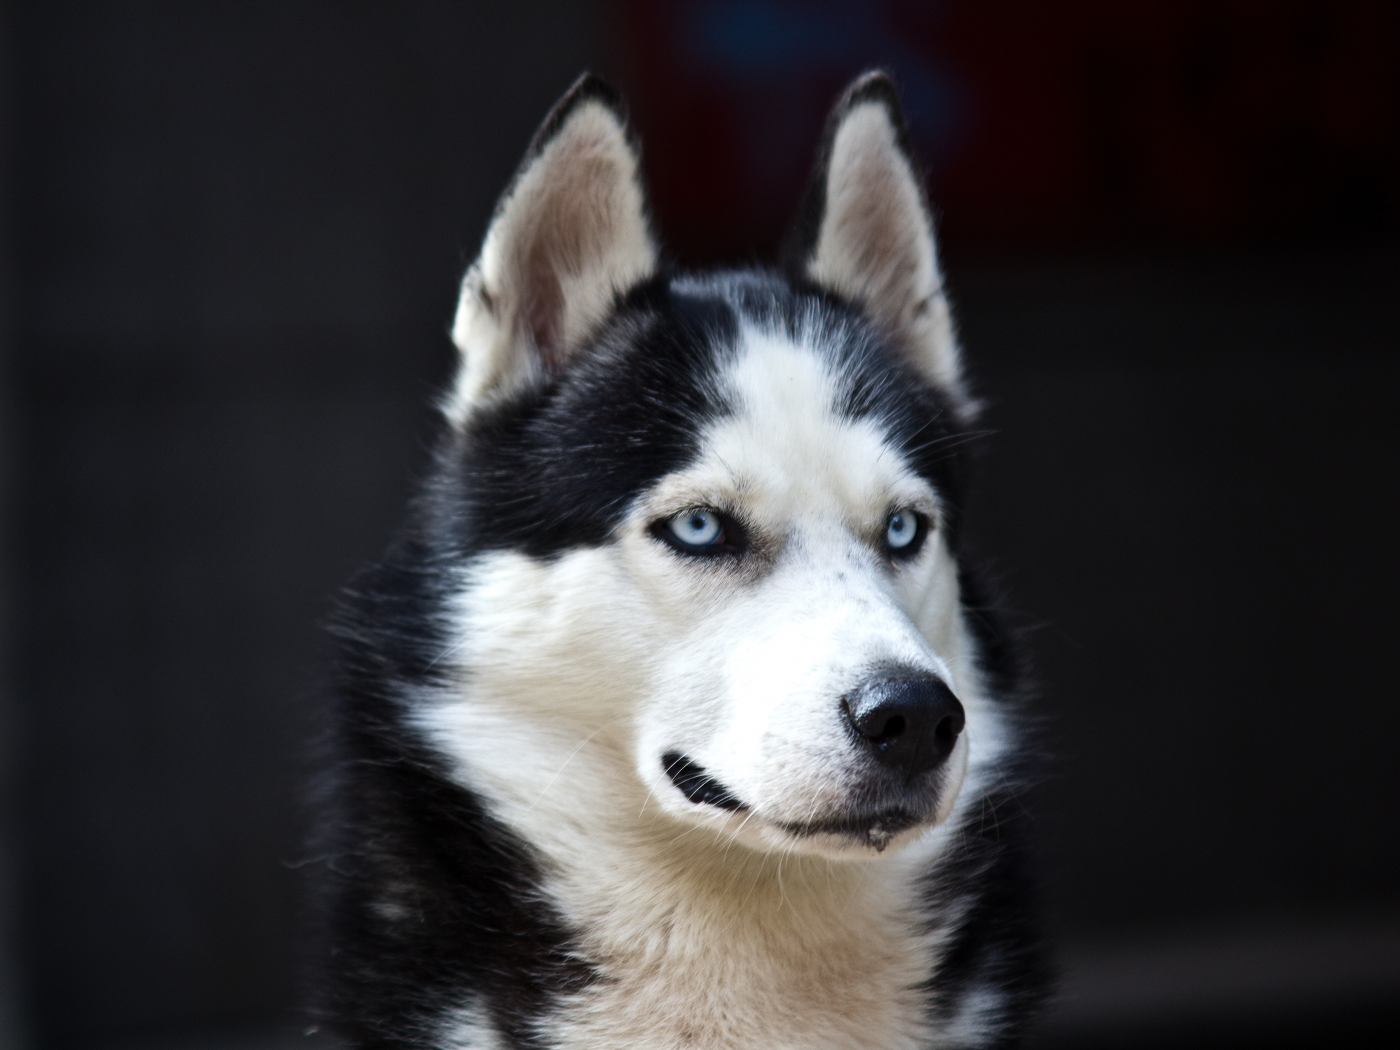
[661,752,747,811]
[776,806,925,842]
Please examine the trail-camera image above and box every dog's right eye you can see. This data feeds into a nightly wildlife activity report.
[654,509,741,555]
[667,509,723,547]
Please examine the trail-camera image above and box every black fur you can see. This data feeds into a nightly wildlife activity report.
[450,278,736,559]
[312,536,595,1050]
[924,568,1051,1047]
[923,791,1050,1048]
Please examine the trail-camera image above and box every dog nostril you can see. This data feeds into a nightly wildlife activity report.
[934,714,957,745]
[876,715,906,742]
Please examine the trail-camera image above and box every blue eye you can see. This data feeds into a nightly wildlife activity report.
[667,509,725,548]
[886,509,920,551]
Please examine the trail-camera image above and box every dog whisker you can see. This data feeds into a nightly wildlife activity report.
[526,721,615,814]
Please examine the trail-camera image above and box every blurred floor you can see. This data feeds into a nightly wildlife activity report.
[64,915,1400,1050]
[1033,913,1400,1048]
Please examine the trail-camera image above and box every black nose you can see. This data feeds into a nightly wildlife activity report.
[846,676,965,781]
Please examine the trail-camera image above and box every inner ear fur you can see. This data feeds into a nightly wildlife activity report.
[785,72,970,411]
[447,74,656,424]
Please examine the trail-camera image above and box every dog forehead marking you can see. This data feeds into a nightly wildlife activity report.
[660,318,926,525]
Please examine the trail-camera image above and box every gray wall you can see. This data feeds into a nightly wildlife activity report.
[11,2,603,1044]
[5,3,1397,1048]
[2,2,25,1044]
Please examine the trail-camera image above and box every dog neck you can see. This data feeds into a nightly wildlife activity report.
[418,695,972,1049]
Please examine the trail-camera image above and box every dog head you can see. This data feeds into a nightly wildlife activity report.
[430,73,995,860]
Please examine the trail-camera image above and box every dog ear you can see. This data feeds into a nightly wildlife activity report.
[784,72,969,409]
[446,74,657,424]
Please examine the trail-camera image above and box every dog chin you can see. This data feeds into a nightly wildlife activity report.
[668,792,952,860]
[778,807,932,853]
[718,806,941,859]
[657,751,965,859]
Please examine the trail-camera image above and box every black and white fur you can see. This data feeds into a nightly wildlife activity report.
[313,72,1048,1049]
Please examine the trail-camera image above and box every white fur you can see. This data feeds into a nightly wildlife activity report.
[420,313,1010,1049]
[937,985,1007,1048]
[441,1002,507,1050]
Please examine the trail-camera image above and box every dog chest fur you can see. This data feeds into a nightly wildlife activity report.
[420,680,978,1050]
[528,848,953,1050]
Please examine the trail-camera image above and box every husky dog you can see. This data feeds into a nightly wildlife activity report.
[314,72,1048,1049]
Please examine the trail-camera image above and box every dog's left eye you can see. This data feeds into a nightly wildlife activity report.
[885,509,924,554]
[660,508,731,552]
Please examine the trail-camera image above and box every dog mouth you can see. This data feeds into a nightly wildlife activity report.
[661,753,929,850]
[777,808,925,852]
[662,752,746,812]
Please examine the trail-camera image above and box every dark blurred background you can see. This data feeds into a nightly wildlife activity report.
[1,2,1396,1048]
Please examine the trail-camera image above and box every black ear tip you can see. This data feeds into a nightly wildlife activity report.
[560,72,627,120]
[836,69,908,132]
[843,69,899,102]
[528,72,631,158]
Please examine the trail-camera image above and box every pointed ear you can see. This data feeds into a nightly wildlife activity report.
[446,74,657,424]
[784,72,970,410]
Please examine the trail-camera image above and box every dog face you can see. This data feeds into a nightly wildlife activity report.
[623,311,975,856]
[425,75,994,861]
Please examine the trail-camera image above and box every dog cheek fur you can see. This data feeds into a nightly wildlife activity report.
[417,548,663,812]
[414,559,956,1048]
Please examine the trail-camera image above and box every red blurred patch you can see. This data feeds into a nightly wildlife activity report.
[613,0,1399,260]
